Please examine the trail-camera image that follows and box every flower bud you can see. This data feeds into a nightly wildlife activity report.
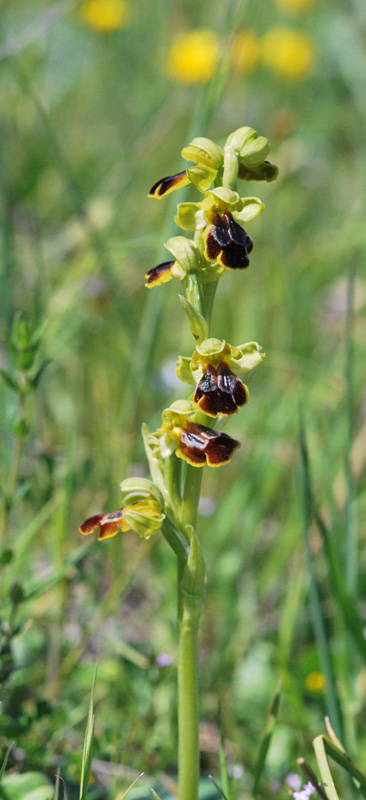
[226,126,270,166]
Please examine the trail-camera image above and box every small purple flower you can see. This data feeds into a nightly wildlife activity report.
[293,781,317,800]
[156,652,174,667]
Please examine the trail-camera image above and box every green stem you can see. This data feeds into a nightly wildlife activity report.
[181,466,203,530]
[202,281,218,335]
[178,597,200,800]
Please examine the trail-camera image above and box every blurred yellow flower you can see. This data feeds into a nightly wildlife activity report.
[167,30,219,84]
[231,30,260,73]
[276,0,315,12]
[305,672,325,692]
[261,27,315,79]
[81,0,127,32]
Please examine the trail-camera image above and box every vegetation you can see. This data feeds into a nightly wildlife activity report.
[0,0,365,798]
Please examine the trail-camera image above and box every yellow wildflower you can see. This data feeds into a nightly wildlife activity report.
[167,30,219,84]
[276,0,315,12]
[261,27,315,79]
[305,672,325,692]
[81,0,128,32]
[231,30,260,73]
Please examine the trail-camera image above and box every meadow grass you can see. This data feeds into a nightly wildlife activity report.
[0,0,365,797]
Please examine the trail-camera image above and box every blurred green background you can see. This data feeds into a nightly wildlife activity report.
[0,0,365,797]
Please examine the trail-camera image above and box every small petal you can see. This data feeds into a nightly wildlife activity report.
[145,260,176,288]
[176,421,240,467]
[148,170,190,199]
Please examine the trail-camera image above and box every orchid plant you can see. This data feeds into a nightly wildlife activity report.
[80,126,278,800]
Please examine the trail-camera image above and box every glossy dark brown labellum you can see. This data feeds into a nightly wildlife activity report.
[177,421,240,466]
[194,362,248,416]
[205,210,253,270]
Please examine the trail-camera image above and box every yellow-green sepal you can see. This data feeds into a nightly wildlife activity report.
[235,341,265,372]
[120,477,164,508]
[186,165,217,193]
[175,202,206,232]
[232,197,265,223]
[164,236,203,273]
[182,137,224,170]
[201,186,240,213]
[176,355,195,385]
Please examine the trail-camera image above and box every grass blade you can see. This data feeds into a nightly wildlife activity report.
[345,263,357,596]
[208,774,229,800]
[312,505,366,661]
[0,741,14,784]
[313,735,366,799]
[79,665,97,800]
[218,704,231,800]
[252,680,282,796]
[115,773,144,800]
[299,415,344,742]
